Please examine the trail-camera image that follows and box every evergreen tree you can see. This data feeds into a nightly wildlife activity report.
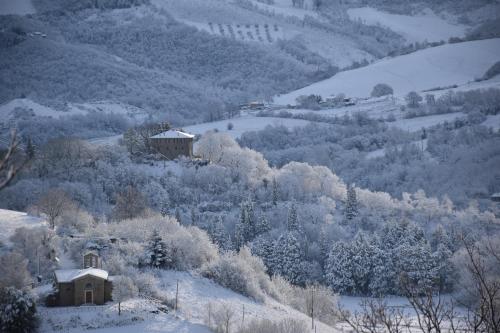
[395,243,438,292]
[369,246,396,295]
[433,244,454,292]
[350,233,375,294]
[26,137,35,160]
[190,207,197,226]
[325,241,355,294]
[160,199,169,217]
[282,232,303,284]
[287,203,299,232]
[175,207,182,224]
[273,232,303,284]
[344,184,358,222]
[272,178,278,205]
[0,287,38,333]
[256,214,271,235]
[234,201,257,249]
[145,230,168,268]
[210,216,232,252]
[250,235,275,274]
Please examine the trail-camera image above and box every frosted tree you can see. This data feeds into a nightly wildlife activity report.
[350,234,375,295]
[287,203,299,232]
[371,83,393,97]
[36,188,75,229]
[175,207,182,224]
[0,287,38,333]
[274,232,303,284]
[395,243,437,292]
[406,91,423,108]
[112,276,138,315]
[112,185,147,221]
[344,184,358,222]
[272,178,278,205]
[190,207,197,226]
[250,236,275,273]
[209,216,232,252]
[369,246,395,295]
[145,230,169,268]
[234,201,256,248]
[160,198,169,217]
[0,252,32,289]
[325,241,354,294]
[256,214,271,235]
[433,244,453,292]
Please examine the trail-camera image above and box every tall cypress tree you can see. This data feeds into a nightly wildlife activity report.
[146,230,168,268]
[344,184,358,222]
[287,203,299,232]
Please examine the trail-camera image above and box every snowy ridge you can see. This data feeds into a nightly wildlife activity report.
[347,7,466,43]
[274,38,500,104]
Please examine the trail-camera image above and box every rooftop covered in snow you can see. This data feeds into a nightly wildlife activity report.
[54,268,109,283]
[150,129,195,139]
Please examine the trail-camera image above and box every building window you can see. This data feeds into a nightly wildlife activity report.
[85,283,93,290]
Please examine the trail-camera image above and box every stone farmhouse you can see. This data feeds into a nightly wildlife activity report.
[150,129,195,159]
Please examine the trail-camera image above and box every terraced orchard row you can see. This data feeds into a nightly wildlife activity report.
[206,22,282,43]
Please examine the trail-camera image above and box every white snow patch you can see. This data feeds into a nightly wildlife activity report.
[348,7,466,43]
[158,270,337,333]
[275,38,500,104]
[184,115,311,138]
[482,114,500,130]
[0,0,35,15]
[0,209,47,246]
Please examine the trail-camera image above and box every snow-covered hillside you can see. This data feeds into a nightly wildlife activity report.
[0,99,149,123]
[39,270,337,333]
[275,38,500,104]
[184,114,312,138]
[0,0,35,15]
[151,0,374,67]
[347,7,466,43]
[0,209,46,246]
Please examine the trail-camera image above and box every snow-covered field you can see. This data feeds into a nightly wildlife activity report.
[392,112,466,132]
[0,209,46,246]
[184,115,311,138]
[274,38,500,104]
[0,0,35,15]
[347,7,466,43]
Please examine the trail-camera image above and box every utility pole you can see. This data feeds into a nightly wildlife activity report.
[311,286,315,330]
[208,303,212,328]
[242,304,245,328]
[175,280,179,312]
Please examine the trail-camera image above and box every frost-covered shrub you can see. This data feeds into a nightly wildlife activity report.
[201,247,273,301]
[0,287,38,333]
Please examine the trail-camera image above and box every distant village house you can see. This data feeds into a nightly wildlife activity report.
[150,129,194,160]
[51,252,112,306]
